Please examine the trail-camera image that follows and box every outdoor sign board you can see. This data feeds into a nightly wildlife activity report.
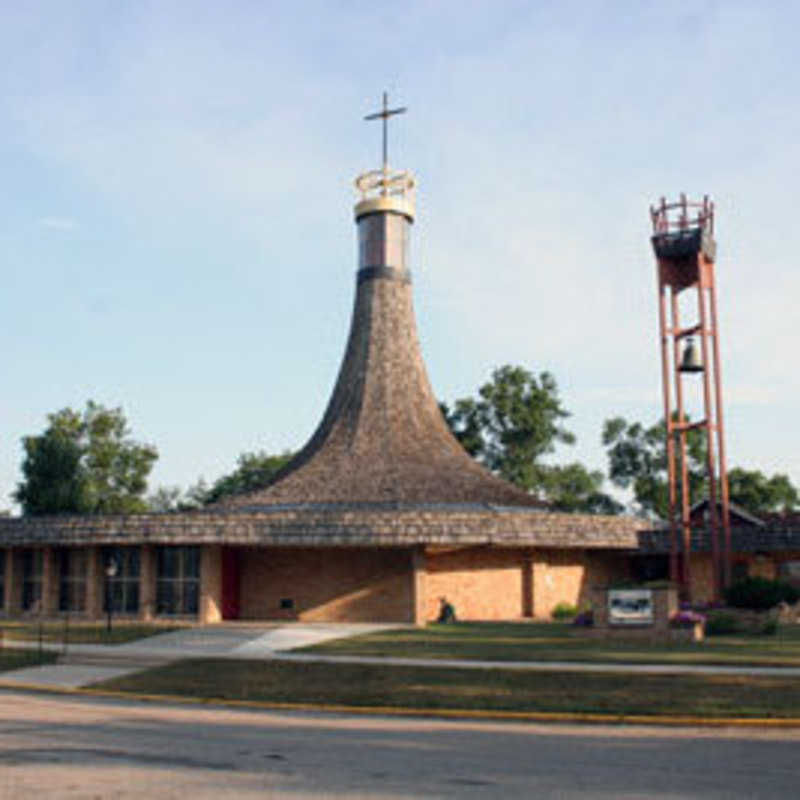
[608,588,654,626]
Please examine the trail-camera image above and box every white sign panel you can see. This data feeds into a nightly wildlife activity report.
[608,589,654,626]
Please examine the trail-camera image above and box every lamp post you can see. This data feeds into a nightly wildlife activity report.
[105,557,118,634]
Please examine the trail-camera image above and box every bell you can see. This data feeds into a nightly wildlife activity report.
[678,337,704,373]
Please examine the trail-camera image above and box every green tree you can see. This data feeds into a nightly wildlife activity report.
[203,450,295,504]
[540,462,624,514]
[602,416,799,519]
[602,416,707,519]
[147,480,209,512]
[15,401,158,516]
[727,468,799,515]
[442,366,575,489]
[441,365,620,513]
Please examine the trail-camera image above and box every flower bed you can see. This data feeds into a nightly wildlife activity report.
[670,610,706,642]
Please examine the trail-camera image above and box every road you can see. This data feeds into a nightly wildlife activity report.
[1,690,799,798]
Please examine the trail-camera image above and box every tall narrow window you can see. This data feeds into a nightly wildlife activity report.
[0,550,6,611]
[156,546,200,616]
[102,547,140,615]
[20,549,43,612]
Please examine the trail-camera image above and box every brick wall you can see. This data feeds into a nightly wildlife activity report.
[532,549,623,618]
[424,547,628,622]
[425,547,526,620]
[200,545,223,623]
[238,546,414,622]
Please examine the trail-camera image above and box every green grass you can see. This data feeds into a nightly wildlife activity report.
[300,622,800,667]
[96,658,800,719]
[1,621,187,645]
[0,649,58,673]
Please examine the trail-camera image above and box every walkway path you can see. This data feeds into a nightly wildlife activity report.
[0,623,400,688]
[3,622,800,690]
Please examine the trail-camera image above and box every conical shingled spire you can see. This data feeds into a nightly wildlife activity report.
[222,164,540,509]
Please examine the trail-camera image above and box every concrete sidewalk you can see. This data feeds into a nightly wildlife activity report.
[4,622,800,690]
[0,622,401,688]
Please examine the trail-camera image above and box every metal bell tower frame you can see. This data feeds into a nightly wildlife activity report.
[650,195,731,601]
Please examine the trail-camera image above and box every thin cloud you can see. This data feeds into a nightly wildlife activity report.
[38,216,78,231]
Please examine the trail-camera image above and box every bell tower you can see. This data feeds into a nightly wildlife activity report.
[651,195,731,601]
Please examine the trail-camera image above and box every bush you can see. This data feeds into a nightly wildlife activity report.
[761,618,779,636]
[724,577,800,611]
[572,610,594,627]
[705,611,742,636]
[552,602,579,620]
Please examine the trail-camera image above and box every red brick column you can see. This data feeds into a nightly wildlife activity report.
[41,547,58,617]
[85,547,103,619]
[3,548,18,616]
[200,545,222,623]
[531,559,548,619]
[522,552,534,618]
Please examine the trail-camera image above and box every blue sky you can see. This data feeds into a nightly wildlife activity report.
[2,1,799,511]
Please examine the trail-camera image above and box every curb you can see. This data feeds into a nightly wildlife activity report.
[3,680,800,729]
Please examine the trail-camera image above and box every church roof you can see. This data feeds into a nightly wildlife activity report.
[218,158,542,511]
[219,262,542,510]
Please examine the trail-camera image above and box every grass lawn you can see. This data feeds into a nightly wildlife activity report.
[96,658,800,719]
[0,649,58,673]
[300,622,800,667]
[1,621,187,646]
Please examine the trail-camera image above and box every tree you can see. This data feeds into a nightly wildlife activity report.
[203,450,295,504]
[540,462,624,514]
[602,416,799,518]
[602,416,707,519]
[15,401,158,516]
[727,468,799,515]
[441,366,575,490]
[147,479,209,512]
[441,365,620,513]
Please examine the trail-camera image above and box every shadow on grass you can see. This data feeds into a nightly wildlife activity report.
[96,657,800,719]
[0,648,58,673]
[2,621,188,646]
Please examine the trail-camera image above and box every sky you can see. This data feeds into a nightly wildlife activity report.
[2,1,799,513]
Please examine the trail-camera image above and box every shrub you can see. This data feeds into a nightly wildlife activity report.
[670,610,706,629]
[724,577,800,611]
[761,618,779,636]
[705,611,742,636]
[572,610,594,627]
[552,602,579,620]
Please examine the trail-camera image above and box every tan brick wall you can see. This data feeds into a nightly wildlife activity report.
[410,546,427,625]
[425,547,526,621]
[532,550,621,619]
[239,547,414,622]
[423,548,626,622]
[200,545,222,623]
[749,554,778,580]
[689,554,715,603]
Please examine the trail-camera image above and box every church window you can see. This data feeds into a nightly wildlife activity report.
[156,546,200,616]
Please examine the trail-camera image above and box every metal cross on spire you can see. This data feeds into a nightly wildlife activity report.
[364,91,407,170]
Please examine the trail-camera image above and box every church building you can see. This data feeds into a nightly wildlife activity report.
[2,106,799,623]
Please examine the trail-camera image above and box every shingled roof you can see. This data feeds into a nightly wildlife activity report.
[220,261,542,509]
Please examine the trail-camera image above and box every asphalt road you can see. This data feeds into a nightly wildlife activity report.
[2,690,799,799]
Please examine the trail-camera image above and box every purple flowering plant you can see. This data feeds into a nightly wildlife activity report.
[670,609,707,628]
